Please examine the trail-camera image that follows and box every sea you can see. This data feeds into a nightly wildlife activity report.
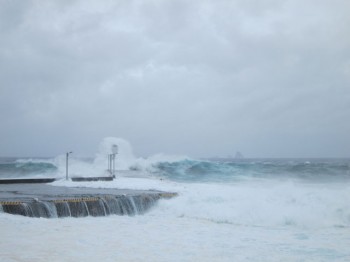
[1,138,350,262]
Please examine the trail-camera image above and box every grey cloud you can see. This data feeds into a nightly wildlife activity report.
[0,0,349,157]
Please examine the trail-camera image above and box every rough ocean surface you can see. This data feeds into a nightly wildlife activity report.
[1,139,350,261]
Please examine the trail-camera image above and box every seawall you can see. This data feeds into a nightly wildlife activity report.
[0,184,177,218]
[0,177,113,184]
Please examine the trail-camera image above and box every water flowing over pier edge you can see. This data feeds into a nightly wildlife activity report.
[0,184,177,218]
[0,193,176,218]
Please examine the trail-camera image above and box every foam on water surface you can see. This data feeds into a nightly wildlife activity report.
[1,207,350,262]
[1,138,350,261]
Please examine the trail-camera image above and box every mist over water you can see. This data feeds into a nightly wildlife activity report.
[1,137,350,261]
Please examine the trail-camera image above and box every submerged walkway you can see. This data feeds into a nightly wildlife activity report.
[0,184,177,218]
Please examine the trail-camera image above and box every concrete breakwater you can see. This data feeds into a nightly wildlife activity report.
[0,184,177,218]
[0,177,113,184]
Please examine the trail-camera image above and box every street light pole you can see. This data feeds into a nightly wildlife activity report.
[111,145,118,178]
[112,154,116,177]
[66,151,72,180]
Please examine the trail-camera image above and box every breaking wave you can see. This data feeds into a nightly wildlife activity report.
[0,159,57,177]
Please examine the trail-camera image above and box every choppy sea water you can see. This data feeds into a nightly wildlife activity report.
[1,140,350,261]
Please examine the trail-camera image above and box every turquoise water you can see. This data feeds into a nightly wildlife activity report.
[2,157,349,183]
[1,156,350,261]
[0,158,57,177]
[154,158,350,182]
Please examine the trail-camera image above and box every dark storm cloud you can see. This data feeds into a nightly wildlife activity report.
[0,0,349,157]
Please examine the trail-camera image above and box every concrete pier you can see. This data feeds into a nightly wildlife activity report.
[0,184,177,218]
[0,177,113,184]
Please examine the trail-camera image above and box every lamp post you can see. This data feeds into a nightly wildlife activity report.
[66,151,72,180]
[111,145,118,177]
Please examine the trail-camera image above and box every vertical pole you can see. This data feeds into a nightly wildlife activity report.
[66,152,72,180]
[66,152,69,180]
[108,154,112,174]
[112,154,115,177]
[110,154,112,174]
[111,144,118,178]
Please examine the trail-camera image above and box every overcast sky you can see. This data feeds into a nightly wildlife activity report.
[0,0,349,158]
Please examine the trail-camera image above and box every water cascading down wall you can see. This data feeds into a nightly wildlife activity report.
[0,193,176,218]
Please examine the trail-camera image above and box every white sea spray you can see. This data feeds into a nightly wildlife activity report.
[1,137,350,261]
